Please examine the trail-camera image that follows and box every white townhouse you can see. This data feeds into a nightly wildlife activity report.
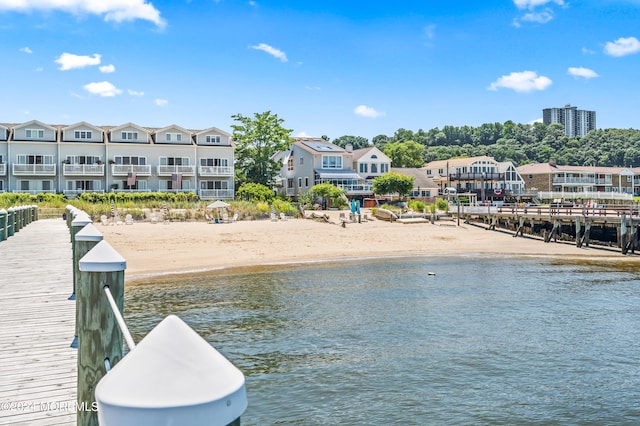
[273,138,370,199]
[0,120,234,199]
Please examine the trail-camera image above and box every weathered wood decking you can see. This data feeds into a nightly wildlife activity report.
[0,218,76,425]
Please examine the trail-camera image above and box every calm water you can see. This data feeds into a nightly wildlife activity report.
[125,257,640,425]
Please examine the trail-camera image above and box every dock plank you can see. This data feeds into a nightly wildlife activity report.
[0,219,76,426]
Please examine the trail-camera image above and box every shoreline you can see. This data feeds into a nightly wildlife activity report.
[96,210,637,283]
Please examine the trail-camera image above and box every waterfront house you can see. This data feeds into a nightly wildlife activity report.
[517,160,635,202]
[0,120,234,199]
[390,168,439,200]
[273,137,368,199]
[351,146,391,180]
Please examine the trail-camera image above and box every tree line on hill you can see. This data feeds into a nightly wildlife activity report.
[331,122,640,168]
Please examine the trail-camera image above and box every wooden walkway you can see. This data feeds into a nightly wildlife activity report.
[0,218,76,425]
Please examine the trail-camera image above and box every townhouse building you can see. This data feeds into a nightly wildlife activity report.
[0,120,234,199]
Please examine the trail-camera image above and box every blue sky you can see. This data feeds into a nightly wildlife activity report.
[1,0,639,142]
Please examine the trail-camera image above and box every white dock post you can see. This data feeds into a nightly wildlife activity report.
[78,240,127,426]
[95,315,247,426]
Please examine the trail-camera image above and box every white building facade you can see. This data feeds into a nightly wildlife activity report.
[0,120,234,199]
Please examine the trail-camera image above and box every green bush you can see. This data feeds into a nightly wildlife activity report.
[408,199,426,212]
[272,199,298,216]
[236,183,274,202]
[436,198,448,211]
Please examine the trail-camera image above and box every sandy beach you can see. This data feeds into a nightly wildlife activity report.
[95,209,634,282]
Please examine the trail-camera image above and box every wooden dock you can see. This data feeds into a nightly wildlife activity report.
[0,218,76,425]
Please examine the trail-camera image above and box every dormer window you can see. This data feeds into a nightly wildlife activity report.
[206,135,221,144]
[322,155,342,169]
[75,131,92,139]
[166,133,182,142]
[26,129,45,139]
[121,131,138,140]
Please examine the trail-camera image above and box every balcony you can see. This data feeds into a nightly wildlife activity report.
[63,164,105,176]
[0,163,5,176]
[337,183,373,195]
[552,176,612,185]
[111,164,152,176]
[199,189,233,200]
[13,189,56,194]
[449,172,504,181]
[64,189,105,198]
[198,166,234,177]
[12,164,56,176]
[157,165,196,176]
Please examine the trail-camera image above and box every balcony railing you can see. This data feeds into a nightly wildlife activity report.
[448,172,504,181]
[337,184,373,194]
[157,165,196,176]
[552,177,612,185]
[12,189,56,194]
[64,189,105,197]
[198,166,234,176]
[63,164,105,176]
[12,164,56,176]
[199,189,234,200]
[0,163,5,176]
[111,164,152,176]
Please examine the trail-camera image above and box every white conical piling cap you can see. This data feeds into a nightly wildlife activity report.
[75,223,104,242]
[95,315,247,426]
[79,240,126,272]
[72,213,92,227]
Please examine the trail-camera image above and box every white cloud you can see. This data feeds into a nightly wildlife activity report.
[582,47,596,55]
[248,1,257,5]
[296,131,311,138]
[99,64,115,73]
[513,0,563,9]
[19,46,32,54]
[520,10,553,24]
[83,81,122,97]
[354,105,385,118]
[128,89,144,96]
[604,36,640,57]
[305,85,321,91]
[55,52,101,70]
[250,43,288,62]
[0,0,166,28]
[155,98,168,106]
[488,70,552,93]
[567,67,598,79]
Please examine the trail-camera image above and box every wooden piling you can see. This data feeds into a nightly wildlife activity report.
[77,240,126,426]
[575,216,581,247]
[70,213,93,300]
[0,209,6,242]
[71,223,104,348]
[6,207,15,237]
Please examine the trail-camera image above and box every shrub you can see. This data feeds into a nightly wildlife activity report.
[436,198,448,211]
[408,199,426,212]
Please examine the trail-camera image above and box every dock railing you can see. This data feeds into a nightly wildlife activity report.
[66,206,247,426]
[0,205,38,242]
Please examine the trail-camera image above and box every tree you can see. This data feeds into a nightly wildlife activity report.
[383,141,425,167]
[231,111,293,189]
[331,135,370,150]
[305,183,347,209]
[372,172,414,198]
[236,182,274,202]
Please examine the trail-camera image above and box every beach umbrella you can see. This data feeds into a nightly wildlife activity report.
[207,200,230,209]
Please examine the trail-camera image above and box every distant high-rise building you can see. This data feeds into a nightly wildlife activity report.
[542,104,596,137]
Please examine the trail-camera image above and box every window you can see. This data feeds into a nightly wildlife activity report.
[200,181,228,190]
[371,164,378,173]
[25,129,45,139]
[165,133,182,142]
[299,157,304,165]
[381,164,389,173]
[66,155,100,164]
[42,181,51,191]
[200,158,229,167]
[121,131,138,140]
[359,163,368,173]
[322,155,342,169]
[305,177,309,187]
[20,180,29,191]
[287,179,295,189]
[298,177,302,187]
[17,155,53,164]
[121,179,147,190]
[206,135,221,144]
[67,180,100,191]
[74,130,93,139]
[438,169,444,175]
[287,156,294,171]
[114,156,146,165]
[160,157,189,166]
[0,180,3,191]
[371,154,378,159]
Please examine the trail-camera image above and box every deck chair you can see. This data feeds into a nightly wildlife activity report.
[270,212,278,221]
[125,214,133,225]
[280,212,287,221]
[231,213,238,223]
[100,215,108,226]
[222,213,229,223]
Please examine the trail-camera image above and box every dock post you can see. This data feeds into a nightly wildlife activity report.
[70,213,93,300]
[6,207,15,238]
[71,224,104,348]
[575,216,581,247]
[619,214,626,252]
[0,209,6,242]
[581,221,592,247]
[77,240,126,426]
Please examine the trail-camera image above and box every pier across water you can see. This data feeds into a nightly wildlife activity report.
[0,218,76,425]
